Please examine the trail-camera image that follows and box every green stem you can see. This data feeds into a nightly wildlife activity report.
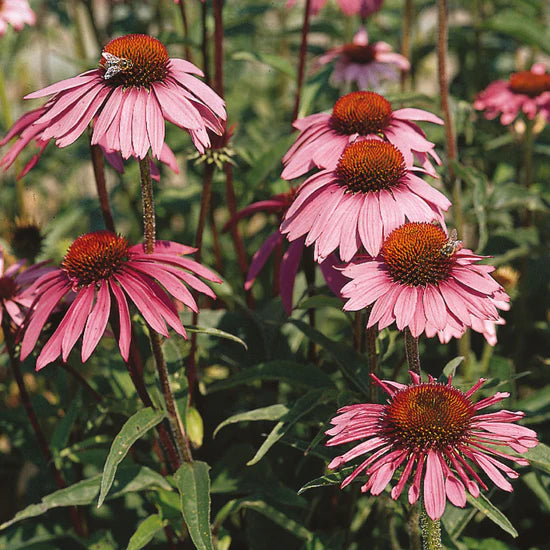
[292,0,311,121]
[420,508,442,550]
[523,119,535,188]
[138,156,193,464]
[404,328,421,375]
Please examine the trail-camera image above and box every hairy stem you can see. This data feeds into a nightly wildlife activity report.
[408,502,422,550]
[404,328,421,375]
[420,509,442,550]
[201,0,210,84]
[292,0,312,122]
[3,319,86,537]
[138,157,193,464]
[89,140,116,233]
[366,326,377,400]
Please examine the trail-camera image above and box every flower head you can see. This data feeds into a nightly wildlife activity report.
[285,0,382,17]
[326,372,538,520]
[2,34,225,165]
[281,142,450,262]
[0,0,35,36]
[225,189,346,313]
[0,247,53,327]
[318,28,409,92]
[341,222,509,341]
[282,90,443,180]
[474,63,550,125]
[19,231,221,370]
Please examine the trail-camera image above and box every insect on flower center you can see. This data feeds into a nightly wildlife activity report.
[341,43,377,65]
[62,231,130,287]
[330,92,393,136]
[509,70,550,97]
[100,34,169,89]
[336,140,406,194]
[384,383,475,450]
[381,223,458,286]
[0,276,18,301]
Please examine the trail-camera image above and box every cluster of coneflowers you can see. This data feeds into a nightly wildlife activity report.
[230,82,542,521]
[0,0,545,537]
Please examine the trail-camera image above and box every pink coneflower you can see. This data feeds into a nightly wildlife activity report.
[0,0,35,36]
[285,0,382,17]
[281,141,450,262]
[0,248,53,327]
[474,63,550,125]
[326,372,538,520]
[225,190,346,313]
[0,105,179,180]
[318,28,409,91]
[3,34,225,163]
[19,231,221,370]
[340,222,510,341]
[282,91,443,180]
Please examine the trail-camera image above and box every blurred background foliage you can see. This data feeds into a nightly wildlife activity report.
[0,0,550,548]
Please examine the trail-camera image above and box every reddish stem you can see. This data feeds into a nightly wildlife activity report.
[201,0,211,84]
[177,0,193,62]
[292,0,312,122]
[2,319,86,537]
[89,142,116,233]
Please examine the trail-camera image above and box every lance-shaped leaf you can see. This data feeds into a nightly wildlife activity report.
[98,407,166,507]
[174,461,214,550]
[127,514,167,550]
[465,493,518,538]
[214,404,289,437]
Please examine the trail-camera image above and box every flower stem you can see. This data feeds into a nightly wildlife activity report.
[404,328,421,375]
[201,0,211,84]
[292,0,312,122]
[437,0,463,235]
[89,139,116,233]
[303,245,317,363]
[138,155,156,253]
[420,508,442,550]
[57,361,103,403]
[213,0,224,97]
[365,322,378,401]
[177,0,193,62]
[2,319,86,537]
[138,155,193,464]
[401,0,414,91]
[522,117,535,224]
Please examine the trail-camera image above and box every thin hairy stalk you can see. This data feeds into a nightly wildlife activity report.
[401,0,413,90]
[404,328,421,375]
[224,163,253,307]
[408,502,422,550]
[366,327,377,401]
[292,0,312,121]
[201,1,211,84]
[213,0,224,97]
[2,319,86,537]
[89,139,116,233]
[303,245,317,363]
[353,311,362,351]
[178,0,193,61]
[138,156,193,464]
[209,202,224,274]
[420,508,442,550]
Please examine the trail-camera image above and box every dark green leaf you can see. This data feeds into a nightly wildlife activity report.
[247,390,326,466]
[206,360,333,394]
[184,325,248,349]
[297,467,355,495]
[214,404,289,437]
[524,442,550,475]
[98,407,166,507]
[288,319,371,397]
[0,466,171,531]
[174,461,214,550]
[127,514,166,550]
[465,493,518,538]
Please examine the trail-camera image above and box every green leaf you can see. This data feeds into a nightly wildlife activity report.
[98,408,166,507]
[522,471,550,513]
[0,466,171,531]
[294,295,345,311]
[50,389,81,458]
[288,319,371,397]
[127,514,166,550]
[247,390,326,466]
[174,461,214,550]
[241,500,313,541]
[465,493,518,538]
[206,360,333,394]
[186,406,204,448]
[524,442,550,475]
[298,467,355,495]
[184,325,248,350]
[214,404,289,437]
[439,356,465,382]
[232,51,296,79]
